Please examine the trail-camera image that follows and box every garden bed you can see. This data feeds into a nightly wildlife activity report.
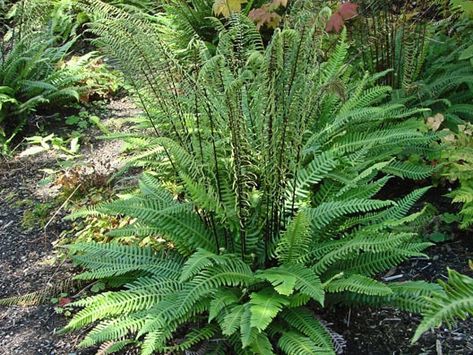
[1,144,472,354]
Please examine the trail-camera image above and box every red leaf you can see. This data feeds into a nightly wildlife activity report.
[58,297,72,307]
[249,6,281,30]
[338,2,358,20]
[326,12,344,33]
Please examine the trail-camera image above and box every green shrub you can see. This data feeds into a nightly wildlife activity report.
[60,4,445,354]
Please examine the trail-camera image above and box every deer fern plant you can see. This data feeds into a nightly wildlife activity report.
[63,2,444,354]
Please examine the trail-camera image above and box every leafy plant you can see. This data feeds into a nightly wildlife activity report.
[0,32,97,152]
[20,133,81,158]
[56,4,445,354]
[0,0,125,153]
[399,19,473,129]
[427,117,473,229]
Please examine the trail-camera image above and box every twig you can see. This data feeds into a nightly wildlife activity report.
[436,339,443,355]
[43,183,82,233]
[0,220,13,231]
[382,274,404,281]
[71,280,98,300]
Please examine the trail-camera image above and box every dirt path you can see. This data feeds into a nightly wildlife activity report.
[0,97,138,355]
[0,155,89,354]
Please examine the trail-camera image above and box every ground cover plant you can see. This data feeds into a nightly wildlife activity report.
[0,0,472,354]
[0,0,122,153]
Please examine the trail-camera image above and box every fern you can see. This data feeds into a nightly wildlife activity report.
[0,1,110,152]
[413,268,473,342]
[39,5,443,354]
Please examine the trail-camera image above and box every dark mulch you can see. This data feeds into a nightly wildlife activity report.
[0,97,137,355]
[324,234,473,355]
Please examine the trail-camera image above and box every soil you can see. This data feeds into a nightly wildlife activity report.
[325,237,473,355]
[0,153,92,355]
[1,98,472,355]
[0,97,138,355]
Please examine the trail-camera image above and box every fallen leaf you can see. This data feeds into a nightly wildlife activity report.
[58,297,72,307]
[426,113,444,132]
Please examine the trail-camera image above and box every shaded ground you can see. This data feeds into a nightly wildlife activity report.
[0,154,91,355]
[0,97,137,355]
[325,234,473,355]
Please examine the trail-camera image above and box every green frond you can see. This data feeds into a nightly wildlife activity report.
[208,289,240,322]
[180,249,242,282]
[306,199,394,230]
[163,324,218,352]
[278,331,332,355]
[249,332,275,355]
[99,197,216,254]
[312,231,417,275]
[413,269,473,342]
[332,246,431,276]
[66,278,179,331]
[351,187,431,226]
[325,274,393,296]
[69,243,183,280]
[240,303,259,348]
[285,152,338,207]
[221,304,245,336]
[257,265,324,305]
[275,211,311,264]
[172,259,254,320]
[79,314,146,348]
[332,280,445,314]
[138,173,175,202]
[320,29,348,82]
[382,161,435,180]
[250,288,289,332]
[281,307,335,354]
